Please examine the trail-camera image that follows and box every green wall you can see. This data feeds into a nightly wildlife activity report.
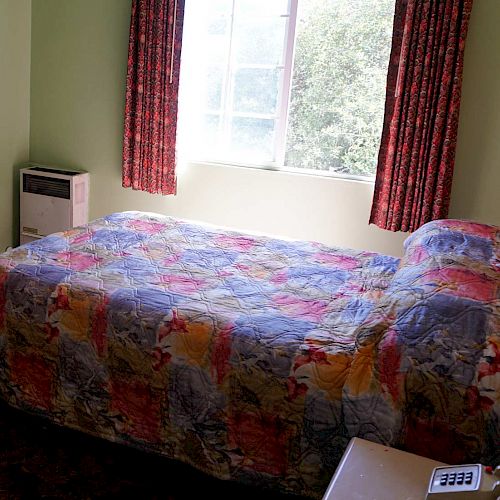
[450,0,500,226]
[0,0,31,249]
[30,0,131,203]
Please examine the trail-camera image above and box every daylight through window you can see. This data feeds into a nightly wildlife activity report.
[179,0,395,179]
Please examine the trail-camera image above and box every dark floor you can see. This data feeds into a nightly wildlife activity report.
[0,402,306,500]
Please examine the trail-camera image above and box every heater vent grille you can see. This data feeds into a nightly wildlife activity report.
[23,174,70,199]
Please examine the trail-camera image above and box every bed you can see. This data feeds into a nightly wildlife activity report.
[0,212,498,498]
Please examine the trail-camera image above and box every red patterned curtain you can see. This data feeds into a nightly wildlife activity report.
[122,0,185,195]
[370,0,473,232]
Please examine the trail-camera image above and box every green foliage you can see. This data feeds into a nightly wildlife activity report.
[286,0,395,176]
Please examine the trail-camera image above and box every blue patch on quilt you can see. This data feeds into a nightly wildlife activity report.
[103,212,136,223]
[104,257,157,279]
[264,239,311,258]
[90,228,148,250]
[233,313,316,347]
[10,264,73,285]
[423,232,493,261]
[180,248,239,268]
[26,234,68,253]
[287,265,350,290]
[369,254,400,273]
[341,298,373,325]
[394,294,488,347]
[221,277,275,298]
[231,313,314,377]
[107,287,183,346]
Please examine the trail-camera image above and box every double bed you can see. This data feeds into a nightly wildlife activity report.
[0,212,498,498]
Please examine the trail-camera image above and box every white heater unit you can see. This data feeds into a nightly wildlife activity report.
[20,166,89,245]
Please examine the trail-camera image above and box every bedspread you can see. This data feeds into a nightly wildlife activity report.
[0,212,399,497]
[1,213,498,497]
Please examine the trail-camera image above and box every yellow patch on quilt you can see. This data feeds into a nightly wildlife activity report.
[345,343,375,396]
[58,289,93,341]
[297,352,351,401]
[170,321,211,366]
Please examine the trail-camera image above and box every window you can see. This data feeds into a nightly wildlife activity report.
[179,0,395,179]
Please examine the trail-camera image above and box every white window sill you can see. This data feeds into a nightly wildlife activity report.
[183,159,376,185]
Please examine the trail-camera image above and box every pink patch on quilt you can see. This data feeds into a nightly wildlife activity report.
[426,267,496,302]
[215,234,257,251]
[159,274,204,293]
[70,231,93,245]
[234,263,251,273]
[56,251,101,271]
[110,378,162,443]
[216,269,233,279]
[313,252,360,269]
[270,270,288,285]
[9,351,54,410]
[273,293,329,321]
[162,253,181,266]
[336,282,364,295]
[126,219,166,233]
[404,245,430,265]
[442,220,497,239]
[378,329,402,402]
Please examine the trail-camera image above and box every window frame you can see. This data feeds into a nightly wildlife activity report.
[274,0,298,167]
[179,0,378,183]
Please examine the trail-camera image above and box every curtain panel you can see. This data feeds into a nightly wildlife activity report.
[370,0,473,232]
[122,0,185,195]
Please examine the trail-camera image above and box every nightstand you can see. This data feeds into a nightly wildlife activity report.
[323,437,446,500]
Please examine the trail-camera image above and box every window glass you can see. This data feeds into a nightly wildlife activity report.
[233,68,280,115]
[230,117,275,162]
[285,0,394,177]
[233,17,287,66]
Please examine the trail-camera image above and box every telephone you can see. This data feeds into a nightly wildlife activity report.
[426,464,500,499]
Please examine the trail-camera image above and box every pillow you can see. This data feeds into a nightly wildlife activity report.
[401,219,498,269]
[390,219,498,299]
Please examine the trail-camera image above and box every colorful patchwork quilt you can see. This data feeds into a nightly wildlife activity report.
[0,212,498,498]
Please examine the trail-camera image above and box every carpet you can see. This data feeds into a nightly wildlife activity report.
[0,402,306,499]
